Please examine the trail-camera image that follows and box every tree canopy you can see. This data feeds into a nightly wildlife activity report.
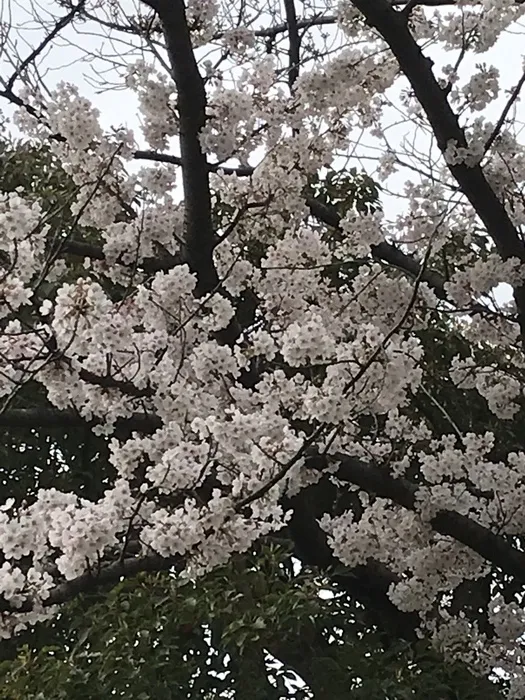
[1,0,525,696]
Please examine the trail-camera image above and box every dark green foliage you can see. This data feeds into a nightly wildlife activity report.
[0,545,504,699]
[0,136,115,504]
[308,168,381,218]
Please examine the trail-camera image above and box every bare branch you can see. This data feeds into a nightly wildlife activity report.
[133,149,254,176]
[3,1,86,93]
[484,67,525,153]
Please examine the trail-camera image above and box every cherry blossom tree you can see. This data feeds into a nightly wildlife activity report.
[2,0,525,694]
[0,132,502,699]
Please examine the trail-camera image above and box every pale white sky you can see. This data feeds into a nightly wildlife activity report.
[1,0,524,224]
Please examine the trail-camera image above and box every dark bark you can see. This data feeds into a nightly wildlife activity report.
[351,0,525,339]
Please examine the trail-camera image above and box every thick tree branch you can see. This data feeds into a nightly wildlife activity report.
[306,196,449,299]
[253,2,470,40]
[283,0,301,89]
[0,408,160,434]
[287,485,420,639]
[254,15,337,39]
[60,238,180,273]
[309,200,512,321]
[133,149,254,176]
[308,452,525,586]
[140,0,242,347]
[141,0,219,299]
[351,0,525,338]
[0,553,180,614]
[76,367,152,398]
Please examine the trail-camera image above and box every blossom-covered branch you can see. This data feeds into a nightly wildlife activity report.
[308,451,525,585]
[351,0,525,339]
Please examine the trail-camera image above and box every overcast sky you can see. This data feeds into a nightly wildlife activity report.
[1,0,524,225]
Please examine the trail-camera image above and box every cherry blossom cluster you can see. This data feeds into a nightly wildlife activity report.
[2,0,525,692]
